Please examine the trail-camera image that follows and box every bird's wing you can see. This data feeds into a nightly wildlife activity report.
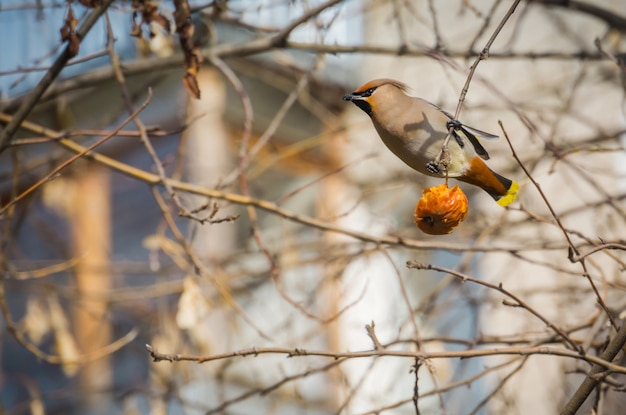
[461,124,499,140]
[459,127,490,160]
[438,108,498,160]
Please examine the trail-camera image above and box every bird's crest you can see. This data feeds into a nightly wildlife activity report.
[354,78,410,94]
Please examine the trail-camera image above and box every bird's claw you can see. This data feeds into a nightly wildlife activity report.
[426,161,441,174]
[427,146,451,176]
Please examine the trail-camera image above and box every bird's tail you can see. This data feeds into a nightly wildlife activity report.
[459,157,519,207]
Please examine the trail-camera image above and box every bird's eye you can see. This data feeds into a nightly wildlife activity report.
[358,86,377,98]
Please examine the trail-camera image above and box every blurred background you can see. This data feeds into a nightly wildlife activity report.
[1,1,625,414]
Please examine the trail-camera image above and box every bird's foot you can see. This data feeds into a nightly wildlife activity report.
[427,146,451,176]
[426,161,441,174]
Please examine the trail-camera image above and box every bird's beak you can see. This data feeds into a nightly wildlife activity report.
[343,92,371,116]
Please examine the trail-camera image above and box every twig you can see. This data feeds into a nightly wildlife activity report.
[560,322,626,415]
[104,13,198,221]
[272,0,344,46]
[150,187,272,341]
[208,55,254,187]
[407,260,581,352]
[393,0,411,52]
[0,0,115,152]
[413,358,422,415]
[365,322,383,351]
[0,47,607,114]
[499,121,618,330]
[454,0,522,121]
[0,89,152,216]
[456,0,521,119]
[468,356,529,415]
[467,0,503,53]
[275,152,375,204]
[435,0,521,172]
[222,54,323,186]
[208,56,286,324]
[144,342,626,374]
[0,50,109,76]
[0,111,577,254]
[205,359,345,414]
[569,243,626,262]
[355,358,524,415]
[0,280,138,364]
[594,37,626,72]
[10,127,176,145]
[529,0,626,33]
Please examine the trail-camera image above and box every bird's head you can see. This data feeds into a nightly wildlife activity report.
[343,79,410,116]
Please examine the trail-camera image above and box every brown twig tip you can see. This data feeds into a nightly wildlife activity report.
[502,299,521,308]
[146,344,180,363]
[569,242,626,263]
[407,260,429,270]
[365,322,383,351]
[594,37,626,72]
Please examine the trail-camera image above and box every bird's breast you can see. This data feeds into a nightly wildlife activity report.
[372,118,468,177]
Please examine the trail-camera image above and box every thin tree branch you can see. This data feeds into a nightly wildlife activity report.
[0,89,152,216]
[0,0,115,152]
[0,112,577,255]
[499,121,618,330]
[0,280,138,365]
[454,0,522,120]
[0,50,108,76]
[528,0,626,33]
[560,322,626,415]
[436,0,521,172]
[407,261,581,352]
[145,343,626,374]
[0,48,606,114]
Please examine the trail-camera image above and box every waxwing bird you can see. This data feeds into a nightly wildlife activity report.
[343,79,519,206]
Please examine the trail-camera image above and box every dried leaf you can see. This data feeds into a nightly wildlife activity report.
[67,33,81,58]
[173,0,191,32]
[67,8,77,31]
[60,24,71,42]
[42,176,77,217]
[193,47,203,64]
[55,329,81,377]
[414,184,468,235]
[186,62,198,76]
[60,6,77,42]
[153,14,171,33]
[48,297,80,377]
[183,71,201,99]
[143,2,159,22]
[176,276,211,329]
[130,21,142,38]
[22,297,52,345]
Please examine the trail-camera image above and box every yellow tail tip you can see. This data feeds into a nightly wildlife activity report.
[497,181,519,207]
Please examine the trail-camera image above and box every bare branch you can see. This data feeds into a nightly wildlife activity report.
[145,343,626,374]
[0,0,115,152]
[0,112,574,254]
[560,322,626,415]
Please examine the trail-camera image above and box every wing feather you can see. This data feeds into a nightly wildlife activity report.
[438,109,497,159]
